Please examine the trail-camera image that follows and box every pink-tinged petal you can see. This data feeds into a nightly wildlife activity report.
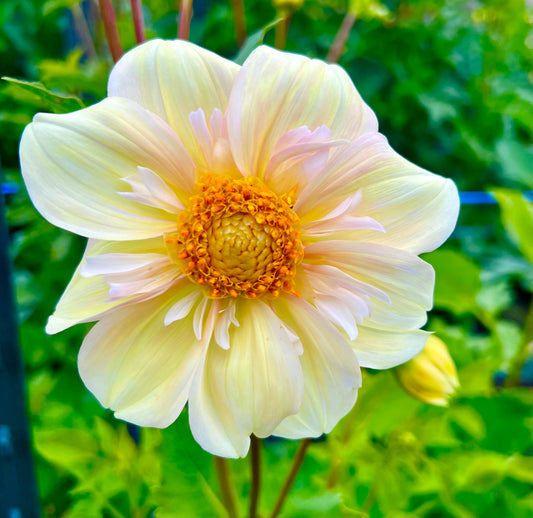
[305,240,435,367]
[296,133,460,254]
[301,263,386,340]
[119,167,184,214]
[108,39,239,165]
[226,45,377,178]
[273,296,361,439]
[81,252,171,277]
[263,126,348,196]
[78,289,205,428]
[313,293,363,340]
[351,327,430,369]
[80,251,181,302]
[188,300,303,458]
[20,97,195,240]
[303,263,390,304]
[188,108,238,175]
[305,241,435,324]
[302,190,384,237]
[46,238,173,334]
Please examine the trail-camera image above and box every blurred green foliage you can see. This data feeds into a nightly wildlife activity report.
[1,0,532,517]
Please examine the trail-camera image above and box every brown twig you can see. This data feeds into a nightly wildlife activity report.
[213,456,239,518]
[178,0,192,40]
[131,0,145,43]
[327,11,357,63]
[231,0,247,46]
[249,436,262,518]
[270,439,312,518]
[98,0,123,62]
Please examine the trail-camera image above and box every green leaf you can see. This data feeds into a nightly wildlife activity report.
[288,492,343,516]
[233,19,283,65]
[505,455,533,483]
[492,188,533,263]
[495,139,533,188]
[34,428,98,474]
[2,76,84,113]
[425,249,482,315]
[448,406,486,442]
[494,320,523,366]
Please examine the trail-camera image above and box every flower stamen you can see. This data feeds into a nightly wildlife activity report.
[165,175,303,298]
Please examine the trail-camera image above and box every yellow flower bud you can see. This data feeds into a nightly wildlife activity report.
[395,335,459,406]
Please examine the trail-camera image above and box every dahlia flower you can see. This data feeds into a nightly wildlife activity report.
[20,40,459,458]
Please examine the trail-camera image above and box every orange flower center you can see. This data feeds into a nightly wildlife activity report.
[165,175,303,299]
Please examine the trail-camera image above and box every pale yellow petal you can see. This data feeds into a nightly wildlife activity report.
[226,45,377,178]
[273,297,361,439]
[296,133,459,254]
[354,326,430,369]
[304,240,434,367]
[188,300,303,458]
[46,238,176,334]
[78,287,203,428]
[20,97,195,240]
[108,39,239,166]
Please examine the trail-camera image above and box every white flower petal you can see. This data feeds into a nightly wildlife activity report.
[20,97,195,240]
[193,297,210,341]
[81,252,170,277]
[313,295,359,340]
[78,289,204,428]
[303,263,390,304]
[122,166,185,213]
[273,296,361,438]
[164,289,202,326]
[46,238,173,334]
[106,268,180,301]
[302,191,384,237]
[214,300,239,350]
[227,45,377,178]
[263,125,348,197]
[296,133,459,254]
[305,240,435,367]
[352,327,430,369]
[188,300,304,458]
[108,39,239,165]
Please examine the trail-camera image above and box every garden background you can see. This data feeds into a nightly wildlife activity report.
[0,0,532,516]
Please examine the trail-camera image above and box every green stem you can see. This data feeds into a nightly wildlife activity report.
[98,0,123,62]
[274,11,291,50]
[214,456,239,518]
[249,436,262,518]
[270,439,312,518]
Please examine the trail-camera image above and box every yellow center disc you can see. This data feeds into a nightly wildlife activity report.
[165,175,303,299]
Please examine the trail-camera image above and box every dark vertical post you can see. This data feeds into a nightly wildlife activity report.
[0,165,41,517]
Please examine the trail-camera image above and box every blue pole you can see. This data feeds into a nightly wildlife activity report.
[0,161,41,518]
